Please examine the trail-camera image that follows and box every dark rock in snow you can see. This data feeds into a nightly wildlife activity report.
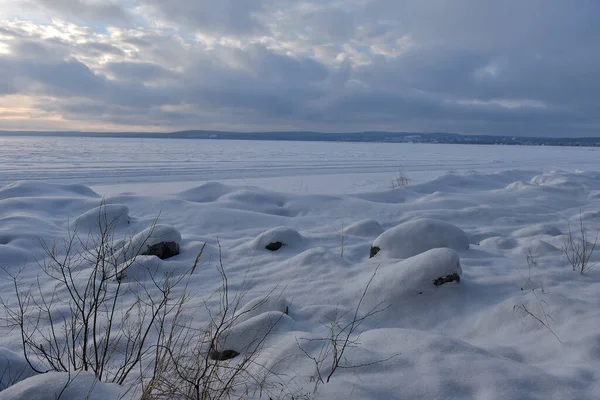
[433,273,461,287]
[142,241,180,260]
[369,246,381,258]
[210,349,240,361]
[127,225,182,261]
[265,241,284,251]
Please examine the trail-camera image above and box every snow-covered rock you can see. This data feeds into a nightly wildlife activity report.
[363,248,463,311]
[251,226,304,251]
[235,295,291,324]
[142,240,180,259]
[124,225,182,261]
[371,218,469,259]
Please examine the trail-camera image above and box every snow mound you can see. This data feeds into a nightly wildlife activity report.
[182,242,222,265]
[503,181,530,191]
[218,189,294,217]
[512,223,562,238]
[221,189,286,208]
[0,215,58,245]
[218,311,295,354]
[178,182,233,203]
[0,371,124,400]
[235,295,291,324]
[530,174,552,186]
[529,170,593,189]
[294,305,352,326]
[371,218,469,259]
[0,348,38,390]
[363,248,462,310]
[479,236,518,250]
[70,204,130,232]
[345,219,384,237]
[0,244,30,265]
[513,239,561,256]
[123,225,182,261]
[352,189,407,204]
[116,255,168,282]
[469,230,503,244]
[573,210,600,221]
[251,226,304,251]
[0,181,98,200]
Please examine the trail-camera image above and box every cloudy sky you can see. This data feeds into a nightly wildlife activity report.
[0,0,598,136]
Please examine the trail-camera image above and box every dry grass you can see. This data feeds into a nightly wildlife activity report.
[1,204,174,384]
[562,213,598,274]
[141,242,290,400]
[391,169,409,188]
[514,251,561,343]
[296,265,397,394]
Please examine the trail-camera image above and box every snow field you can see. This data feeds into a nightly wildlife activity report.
[0,168,600,398]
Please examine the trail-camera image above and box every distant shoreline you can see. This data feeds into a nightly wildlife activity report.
[1,130,599,147]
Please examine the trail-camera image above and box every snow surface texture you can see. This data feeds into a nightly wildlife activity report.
[0,372,124,400]
[2,159,600,398]
[0,348,38,390]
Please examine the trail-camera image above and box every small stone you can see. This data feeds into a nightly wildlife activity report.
[265,241,284,251]
[369,246,381,258]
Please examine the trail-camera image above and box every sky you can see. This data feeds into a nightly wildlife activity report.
[0,0,599,136]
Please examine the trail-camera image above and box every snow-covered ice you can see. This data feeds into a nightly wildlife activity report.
[1,138,600,399]
[1,136,600,195]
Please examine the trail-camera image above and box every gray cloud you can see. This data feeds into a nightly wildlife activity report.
[25,0,132,24]
[105,61,171,82]
[1,1,600,135]
[138,0,271,35]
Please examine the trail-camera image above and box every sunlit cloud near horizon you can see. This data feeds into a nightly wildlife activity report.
[0,0,599,136]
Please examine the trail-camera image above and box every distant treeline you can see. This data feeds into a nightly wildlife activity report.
[1,130,599,147]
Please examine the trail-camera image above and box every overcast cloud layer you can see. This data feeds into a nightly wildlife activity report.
[0,0,599,136]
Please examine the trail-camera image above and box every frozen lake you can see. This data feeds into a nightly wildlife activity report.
[1,136,599,195]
